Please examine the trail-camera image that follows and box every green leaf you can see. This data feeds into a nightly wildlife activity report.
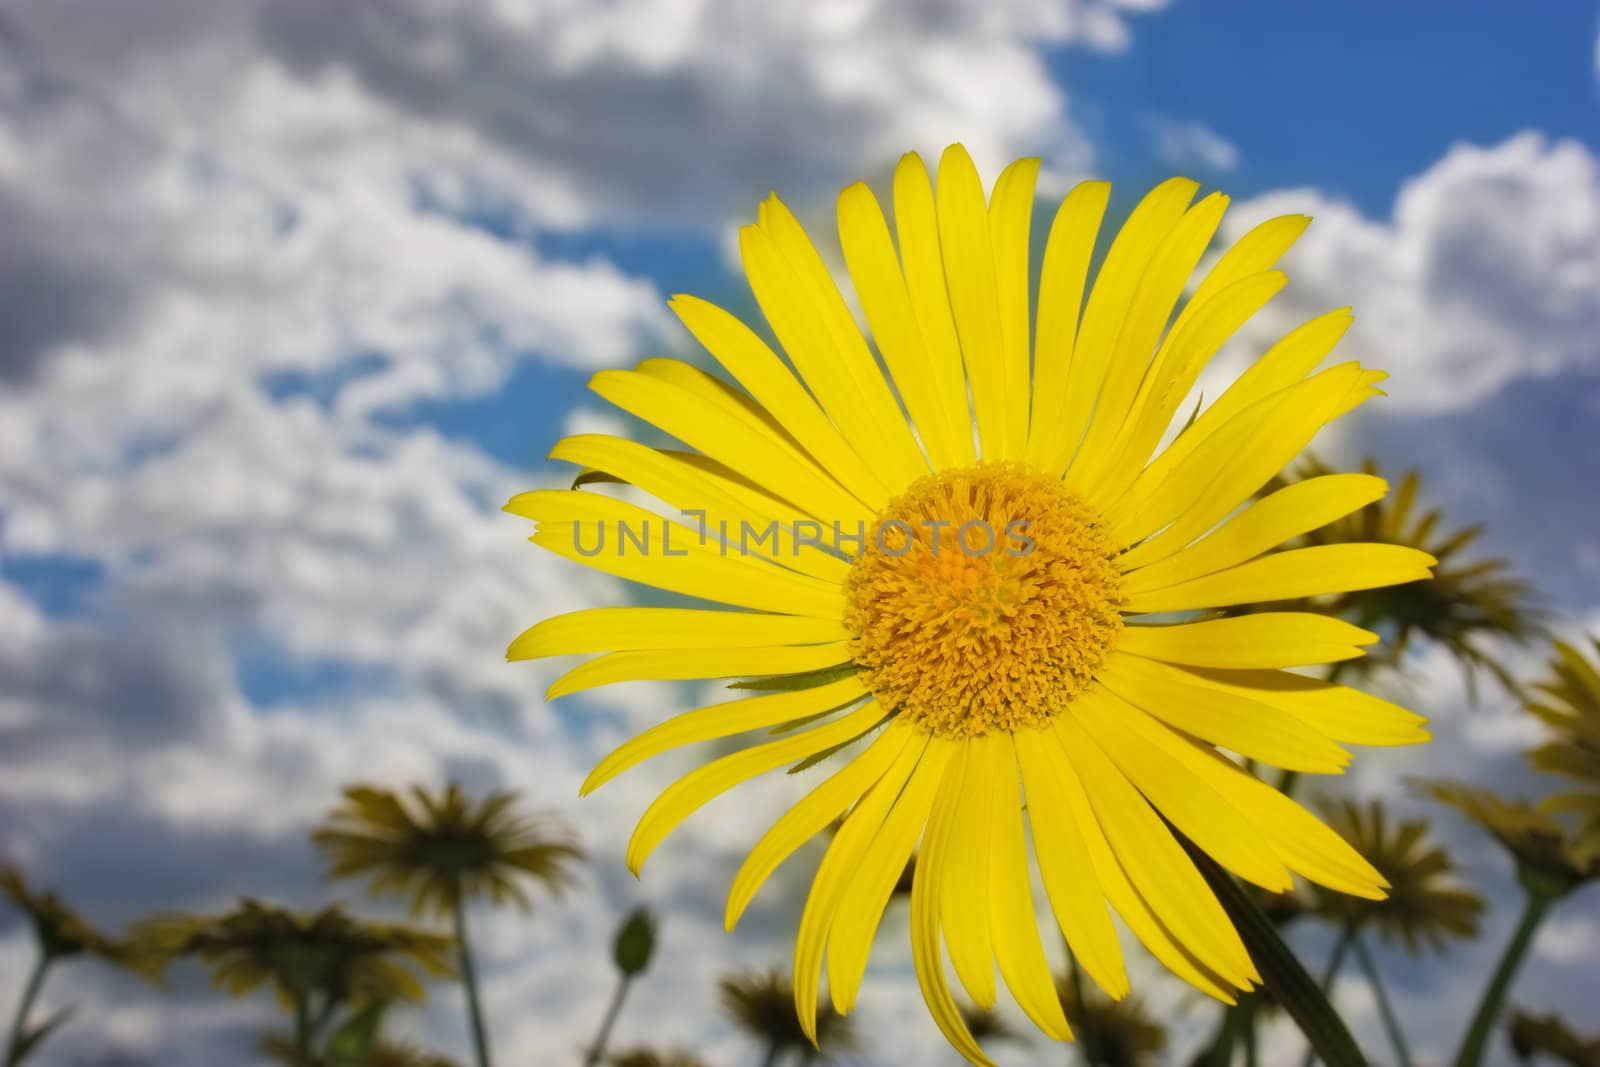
[787,714,891,775]
[1178,832,1371,1067]
[729,662,858,693]
[571,468,627,489]
[12,1004,75,1065]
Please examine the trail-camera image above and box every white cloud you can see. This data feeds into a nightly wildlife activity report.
[1144,113,1240,172]
[1222,133,1600,413]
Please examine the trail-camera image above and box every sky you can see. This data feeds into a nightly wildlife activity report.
[1,0,1599,1064]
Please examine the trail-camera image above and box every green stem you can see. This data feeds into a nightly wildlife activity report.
[582,973,632,1067]
[1208,1004,1243,1067]
[1303,922,1357,1067]
[1320,924,1356,993]
[1451,887,1554,1067]
[1066,947,1099,1067]
[452,895,494,1067]
[1350,935,1412,1067]
[1244,998,1260,1067]
[760,1040,782,1067]
[3,950,51,1067]
[291,992,313,1067]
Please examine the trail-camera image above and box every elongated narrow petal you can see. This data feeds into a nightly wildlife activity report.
[583,676,869,794]
[1119,613,1378,669]
[727,721,917,929]
[826,740,953,1013]
[986,737,1073,1038]
[548,643,851,699]
[1122,543,1436,614]
[509,608,848,660]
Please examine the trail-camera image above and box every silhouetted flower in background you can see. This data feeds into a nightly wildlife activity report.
[719,969,855,1066]
[314,784,583,1067]
[1523,636,1600,866]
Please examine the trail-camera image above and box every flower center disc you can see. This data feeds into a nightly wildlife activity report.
[843,462,1123,738]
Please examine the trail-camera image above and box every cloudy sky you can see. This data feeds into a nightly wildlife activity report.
[2,1,1599,1064]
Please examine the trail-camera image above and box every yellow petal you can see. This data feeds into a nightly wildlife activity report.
[1121,543,1437,614]
[936,145,1013,460]
[1142,307,1353,485]
[1034,726,1240,1002]
[1181,667,1430,746]
[1027,180,1111,473]
[987,736,1073,1039]
[745,199,928,488]
[1118,717,1390,899]
[1173,214,1310,334]
[1053,177,1198,476]
[1117,613,1377,669]
[588,367,869,525]
[1095,653,1350,773]
[826,740,953,1014]
[668,294,890,508]
[547,643,851,700]
[1072,687,1294,892]
[507,608,848,660]
[1086,270,1287,504]
[893,152,977,467]
[1014,728,1128,999]
[939,735,998,1007]
[837,182,967,470]
[1119,473,1387,587]
[626,701,889,874]
[1067,191,1229,493]
[726,720,917,930]
[910,742,998,1066]
[512,490,844,618]
[1109,361,1377,553]
[794,729,928,1043]
[582,676,869,794]
[548,434,851,583]
[988,156,1041,459]
[1052,714,1258,989]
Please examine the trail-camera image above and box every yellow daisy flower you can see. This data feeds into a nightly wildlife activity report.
[506,145,1434,1064]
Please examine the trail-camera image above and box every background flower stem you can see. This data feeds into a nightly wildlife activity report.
[1351,935,1413,1067]
[452,892,494,1067]
[1452,886,1554,1067]
[2,950,51,1067]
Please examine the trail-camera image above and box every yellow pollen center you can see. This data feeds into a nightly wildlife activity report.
[843,462,1123,738]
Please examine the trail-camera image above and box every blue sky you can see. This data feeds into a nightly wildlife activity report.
[2,1,1599,1065]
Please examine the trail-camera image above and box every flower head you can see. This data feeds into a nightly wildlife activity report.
[1421,781,1597,896]
[313,784,584,918]
[1524,636,1600,866]
[0,863,155,977]
[136,899,455,1007]
[507,146,1434,1063]
[1054,971,1167,1067]
[719,968,855,1061]
[1311,798,1484,954]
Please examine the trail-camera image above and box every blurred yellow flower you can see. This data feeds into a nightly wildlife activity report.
[1313,797,1484,955]
[508,146,1433,1062]
[1524,636,1600,865]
